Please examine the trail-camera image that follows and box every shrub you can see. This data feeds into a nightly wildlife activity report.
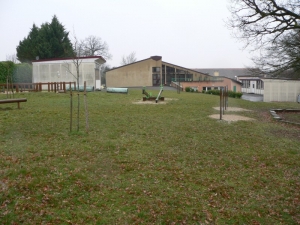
[203,89,243,98]
[228,90,243,98]
[185,87,191,92]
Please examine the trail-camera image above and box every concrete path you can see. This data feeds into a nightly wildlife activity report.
[242,93,263,102]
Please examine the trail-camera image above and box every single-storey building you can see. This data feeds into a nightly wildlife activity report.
[261,78,300,102]
[237,75,265,95]
[106,56,242,92]
[178,77,242,92]
[32,56,106,89]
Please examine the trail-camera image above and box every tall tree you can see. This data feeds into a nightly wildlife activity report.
[121,52,137,65]
[79,35,112,59]
[253,29,300,77]
[17,24,40,63]
[227,0,300,76]
[16,15,74,63]
[100,64,111,85]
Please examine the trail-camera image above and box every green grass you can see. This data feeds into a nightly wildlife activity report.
[0,90,299,224]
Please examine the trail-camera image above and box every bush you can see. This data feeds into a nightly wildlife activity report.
[228,90,243,98]
[203,89,243,98]
[0,61,15,83]
[13,63,32,83]
[185,87,191,92]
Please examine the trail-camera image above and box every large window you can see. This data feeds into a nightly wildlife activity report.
[152,67,160,73]
[256,80,264,89]
[242,80,250,88]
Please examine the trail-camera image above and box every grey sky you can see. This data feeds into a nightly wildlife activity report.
[0,0,254,68]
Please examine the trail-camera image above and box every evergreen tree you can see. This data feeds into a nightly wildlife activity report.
[16,15,74,63]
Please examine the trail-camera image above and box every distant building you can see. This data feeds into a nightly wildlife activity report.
[237,75,265,95]
[106,56,242,92]
[32,56,106,89]
[262,78,300,102]
[192,68,252,79]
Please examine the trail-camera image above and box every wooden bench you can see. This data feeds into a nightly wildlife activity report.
[0,98,27,109]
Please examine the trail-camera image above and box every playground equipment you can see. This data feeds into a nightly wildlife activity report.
[142,86,164,103]
[106,88,128,94]
[219,86,228,120]
[0,98,27,109]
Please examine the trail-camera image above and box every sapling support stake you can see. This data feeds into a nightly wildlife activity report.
[84,81,89,133]
[220,88,224,120]
[70,82,73,132]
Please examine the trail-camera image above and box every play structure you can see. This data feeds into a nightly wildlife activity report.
[0,98,27,109]
[0,76,27,109]
[142,86,164,103]
[106,88,128,94]
[219,86,228,120]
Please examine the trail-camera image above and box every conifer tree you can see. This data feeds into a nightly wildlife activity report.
[16,15,74,63]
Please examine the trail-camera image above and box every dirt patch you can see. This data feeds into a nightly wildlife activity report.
[275,111,300,124]
[133,98,178,105]
[213,107,252,112]
[209,114,255,122]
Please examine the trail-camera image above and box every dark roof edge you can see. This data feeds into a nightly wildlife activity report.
[261,77,300,81]
[107,57,156,72]
[32,56,106,63]
[162,61,211,76]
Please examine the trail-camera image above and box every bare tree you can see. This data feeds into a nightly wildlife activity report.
[121,52,137,65]
[79,35,112,60]
[227,0,300,49]
[227,0,300,76]
[253,30,300,77]
[6,54,19,63]
[64,33,82,132]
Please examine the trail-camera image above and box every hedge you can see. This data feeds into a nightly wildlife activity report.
[0,62,32,83]
[203,89,243,98]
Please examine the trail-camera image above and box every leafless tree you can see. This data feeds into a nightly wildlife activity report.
[6,54,19,63]
[227,0,300,76]
[64,33,83,132]
[227,0,300,49]
[79,35,112,60]
[121,52,137,65]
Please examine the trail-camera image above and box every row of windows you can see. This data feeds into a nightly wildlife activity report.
[242,80,264,89]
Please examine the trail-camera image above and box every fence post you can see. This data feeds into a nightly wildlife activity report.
[220,88,223,120]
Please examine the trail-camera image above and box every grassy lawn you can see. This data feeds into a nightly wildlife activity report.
[0,89,299,224]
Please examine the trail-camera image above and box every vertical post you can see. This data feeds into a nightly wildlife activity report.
[223,87,225,115]
[226,85,228,108]
[164,65,167,85]
[220,88,223,120]
[84,81,89,133]
[70,82,73,132]
[6,76,8,99]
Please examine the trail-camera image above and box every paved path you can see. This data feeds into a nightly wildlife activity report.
[242,93,263,102]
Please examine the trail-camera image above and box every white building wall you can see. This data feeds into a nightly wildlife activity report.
[262,79,300,102]
[32,58,104,89]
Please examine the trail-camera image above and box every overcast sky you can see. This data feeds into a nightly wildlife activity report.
[0,0,254,68]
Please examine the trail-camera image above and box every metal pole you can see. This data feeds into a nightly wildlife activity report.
[70,82,73,132]
[223,87,225,115]
[84,81,89,133]
[220,89,222,120]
